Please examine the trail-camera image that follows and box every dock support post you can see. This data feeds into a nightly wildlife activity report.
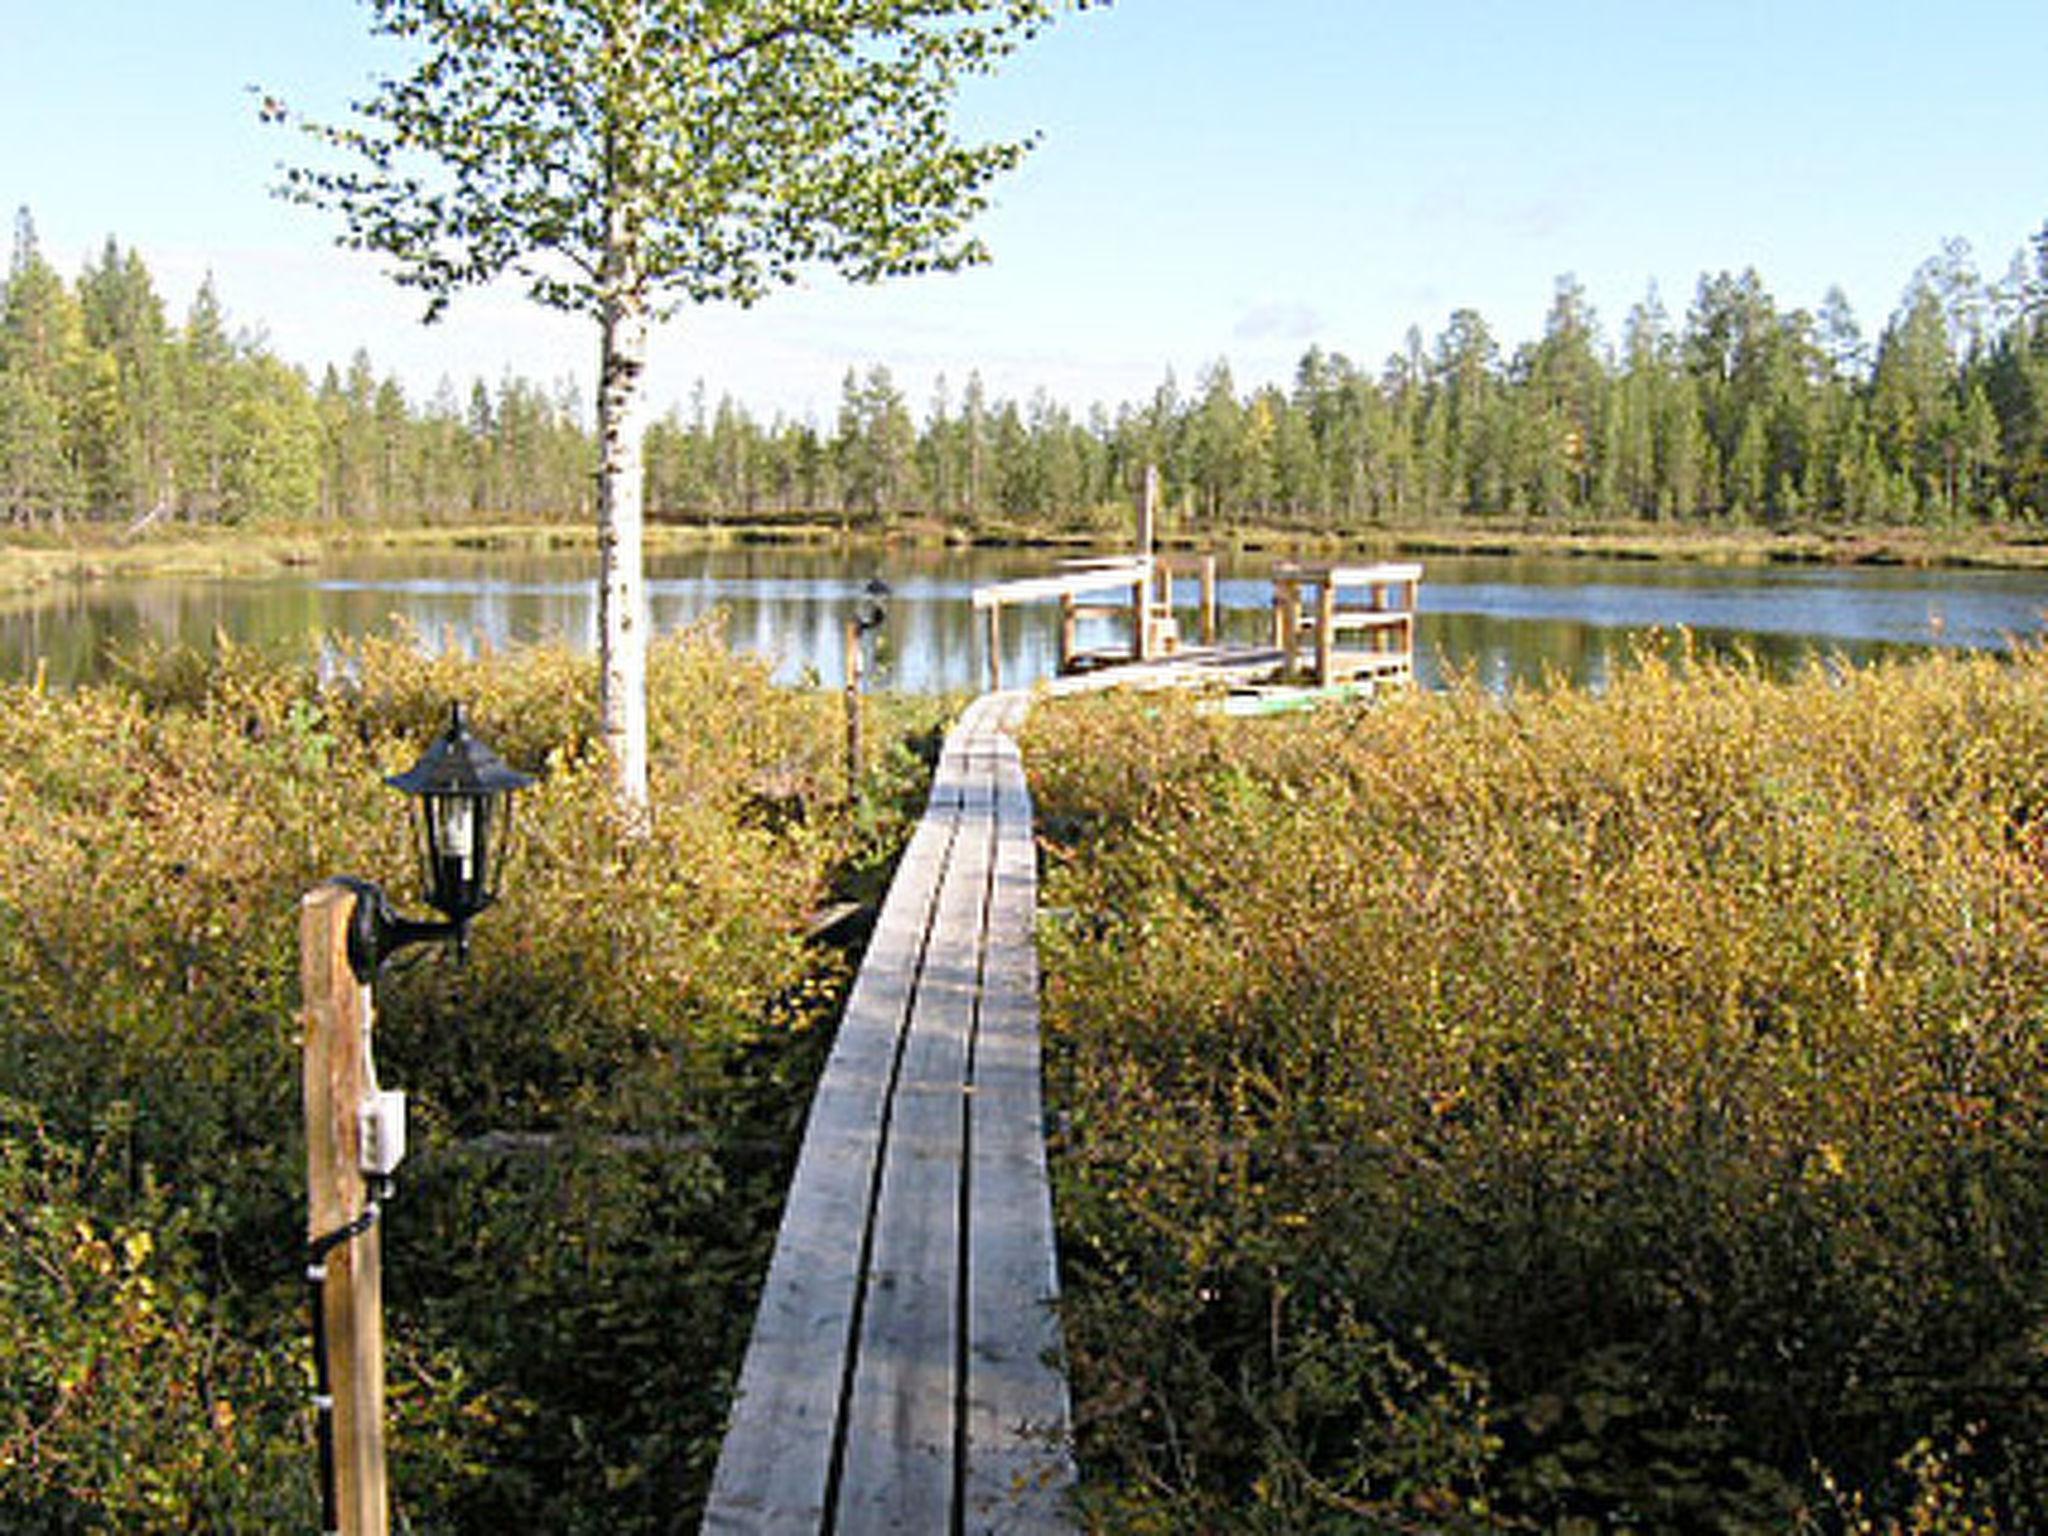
[1316,578,1337,687]
[302,884,390,1536]
[1138,463,1158,559]
[1198,555,1217,647]
[1134,465,1159,663]
[1274,576,1299,680]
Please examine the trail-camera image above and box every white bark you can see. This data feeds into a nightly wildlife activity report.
[597,278,650,820]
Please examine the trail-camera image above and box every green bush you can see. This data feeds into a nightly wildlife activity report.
[1028,646,2048,1531]
[0,626,943,1530]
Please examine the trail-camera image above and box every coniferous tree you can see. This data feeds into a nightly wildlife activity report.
[0,210,85,523]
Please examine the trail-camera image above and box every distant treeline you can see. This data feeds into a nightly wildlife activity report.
[7,205,2048,531]
[0,210,592,526]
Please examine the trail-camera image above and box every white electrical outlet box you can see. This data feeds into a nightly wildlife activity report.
[359,1089,408,1177]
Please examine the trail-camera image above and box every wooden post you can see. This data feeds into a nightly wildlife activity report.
[1137,463,1158,560]
[1198,555,1217,647]
[1135,467,1160,663]
[845,615,864,801]
[984,602,1003,691]
[1316,577,1337,687]
[302,884,389,1536]
[1274,576,1298,679]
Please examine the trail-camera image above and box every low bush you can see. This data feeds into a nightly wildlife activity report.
[0,624,945,1530]
[1028,645,2048,1531]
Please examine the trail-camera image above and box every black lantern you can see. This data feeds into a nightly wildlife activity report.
[387,702,533,922]
[854,576,891,636]
[344,703,533,981]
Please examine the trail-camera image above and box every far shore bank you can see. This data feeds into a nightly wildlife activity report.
[3,514,2048,595]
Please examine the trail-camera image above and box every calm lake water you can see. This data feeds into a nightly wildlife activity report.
[6,543,2047,694]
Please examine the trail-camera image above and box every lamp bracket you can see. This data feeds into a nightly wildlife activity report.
[329,876,471,984]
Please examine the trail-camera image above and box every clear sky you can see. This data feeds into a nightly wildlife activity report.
[5,0,2046,426]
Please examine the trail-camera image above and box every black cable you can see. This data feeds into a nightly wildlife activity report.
[305,1181,387,1536]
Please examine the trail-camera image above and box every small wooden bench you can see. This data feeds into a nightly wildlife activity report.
[704,691,1072,1534]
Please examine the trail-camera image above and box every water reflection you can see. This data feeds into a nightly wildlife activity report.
[1,545,2043,694]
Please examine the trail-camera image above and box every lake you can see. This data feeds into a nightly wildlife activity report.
[5,543,2045,694]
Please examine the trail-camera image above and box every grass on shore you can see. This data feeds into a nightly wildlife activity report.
[5,511,2048,595]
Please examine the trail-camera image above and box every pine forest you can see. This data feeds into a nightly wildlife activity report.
[6,208,2048,534]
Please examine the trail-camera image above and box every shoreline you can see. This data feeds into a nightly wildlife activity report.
[2,514,2047,594]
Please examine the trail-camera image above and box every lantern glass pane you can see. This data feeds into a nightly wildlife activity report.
[421,792,496,918]
[435,797,477,880]
[487,794,516,899]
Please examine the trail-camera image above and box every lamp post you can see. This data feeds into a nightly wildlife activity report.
[301,704,531,1536]
[845,578,890,801]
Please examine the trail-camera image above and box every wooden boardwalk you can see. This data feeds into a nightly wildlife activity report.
[704,690,1072,1535]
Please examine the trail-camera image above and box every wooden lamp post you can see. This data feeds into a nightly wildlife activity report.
[845,578,890,800]
[300,704,531,1536]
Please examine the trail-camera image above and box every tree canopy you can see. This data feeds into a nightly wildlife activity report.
[273,0,1090,812]
[274,1,1073,325]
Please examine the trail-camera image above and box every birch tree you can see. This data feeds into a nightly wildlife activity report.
[273,0,1084,814]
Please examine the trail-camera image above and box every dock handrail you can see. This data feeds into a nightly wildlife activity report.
[1271,560,1422,687]
[972,559,1158,689]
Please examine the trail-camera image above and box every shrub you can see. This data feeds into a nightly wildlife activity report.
[0,627,942,1530]
[1028,645,2048,1531]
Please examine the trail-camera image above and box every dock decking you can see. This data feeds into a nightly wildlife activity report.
[704,691,1071,1534]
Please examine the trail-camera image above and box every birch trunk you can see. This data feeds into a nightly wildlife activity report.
[597,272,650,820]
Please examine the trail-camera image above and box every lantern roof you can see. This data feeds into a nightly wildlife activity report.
[385,703,536,798]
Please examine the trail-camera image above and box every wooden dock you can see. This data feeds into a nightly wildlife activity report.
[704,690,1071,1534]
[976,557,1422,699]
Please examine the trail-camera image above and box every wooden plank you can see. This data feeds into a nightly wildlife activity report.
[703,720,972,1532]
[709,690,1071,1534]
[1273,558,1423,586]
[964,742,1073,1532]
[1315,578,1336,688]
[1322,560,1424,587]
[834,736,999,1532]
[971,560,1151,609]
[1322,610,1412,633]
[1277,576,1310,680]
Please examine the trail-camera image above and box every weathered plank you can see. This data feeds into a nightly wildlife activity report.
[702,768,969,1531]
[970,560,1150,609]
[833,745,995,1532]
[963,736,1072,1531]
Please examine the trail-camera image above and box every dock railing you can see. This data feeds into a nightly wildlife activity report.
[972,557,1153,690]
[1271,560,1423,688]
[971,554,1226,692]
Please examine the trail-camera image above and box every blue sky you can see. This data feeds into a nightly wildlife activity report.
[4,1,2045,425]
